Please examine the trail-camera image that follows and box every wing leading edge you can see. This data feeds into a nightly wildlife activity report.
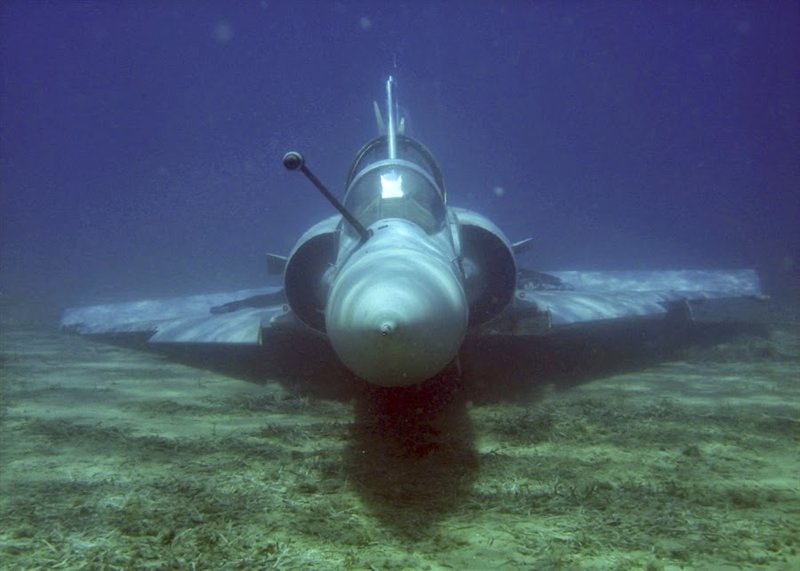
[493,269,764,335]
[60,286,292,345]
[61,269,763,346]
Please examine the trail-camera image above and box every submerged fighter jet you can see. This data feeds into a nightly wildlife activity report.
[61,77,763,387]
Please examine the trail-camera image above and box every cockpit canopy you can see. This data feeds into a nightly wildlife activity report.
[343,135,447,235]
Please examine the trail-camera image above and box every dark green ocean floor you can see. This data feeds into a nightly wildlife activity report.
[1,312,798,569]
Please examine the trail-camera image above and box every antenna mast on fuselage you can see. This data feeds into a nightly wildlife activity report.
[386,76,397,160]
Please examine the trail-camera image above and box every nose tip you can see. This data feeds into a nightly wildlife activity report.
[325,252,468,387]
[379,320,396,336]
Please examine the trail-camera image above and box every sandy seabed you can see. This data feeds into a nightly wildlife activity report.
[1,309,798,570]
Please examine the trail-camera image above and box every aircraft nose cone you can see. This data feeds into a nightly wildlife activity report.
[325,251,468,387]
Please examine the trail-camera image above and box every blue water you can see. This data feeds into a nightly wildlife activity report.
[1,1,798,309]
